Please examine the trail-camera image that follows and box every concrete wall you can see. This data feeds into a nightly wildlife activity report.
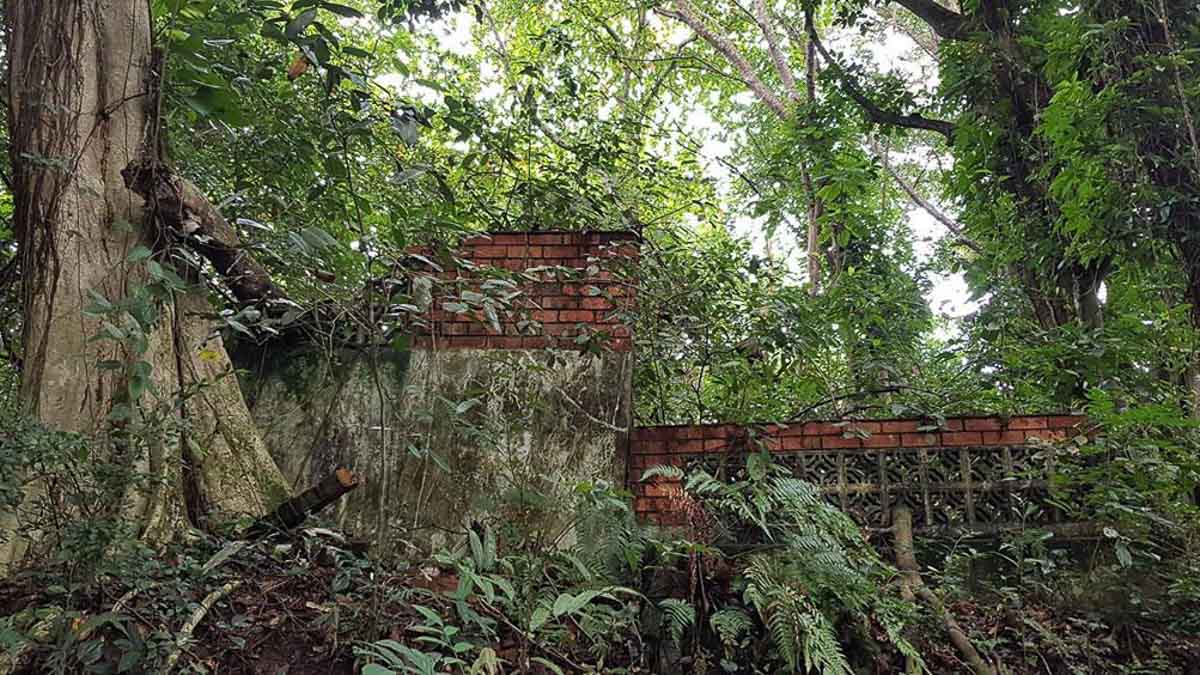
[241,232,638,554]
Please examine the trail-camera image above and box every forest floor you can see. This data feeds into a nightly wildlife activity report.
[1,527,1198,674]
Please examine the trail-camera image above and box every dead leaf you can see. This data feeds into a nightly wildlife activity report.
[287,52,309,80]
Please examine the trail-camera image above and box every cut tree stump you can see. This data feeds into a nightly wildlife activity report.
[247,467,359,538]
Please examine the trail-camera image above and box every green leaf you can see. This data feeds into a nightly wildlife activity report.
[529,606,550,632]
[322,2,363,18]
[285,9,317,39]
[551,589,607,617]
[127,245,153,262]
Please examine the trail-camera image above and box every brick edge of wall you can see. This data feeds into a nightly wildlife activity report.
[410,231,639,352]
[629,415,1088,525]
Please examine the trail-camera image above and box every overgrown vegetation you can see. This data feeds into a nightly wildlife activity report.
[2,0,1200,671]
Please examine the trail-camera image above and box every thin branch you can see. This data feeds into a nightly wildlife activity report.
[790,385,913,419]
[163,581,242,674]
[805,10,955,141]
[753,0,800,101]
[656,0,790,121]
[876,5,940,59]
[873,144,982,253]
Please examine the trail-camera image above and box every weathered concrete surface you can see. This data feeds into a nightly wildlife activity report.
[242,345,632,554]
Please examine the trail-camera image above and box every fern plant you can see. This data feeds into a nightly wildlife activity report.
[679,450,924,672]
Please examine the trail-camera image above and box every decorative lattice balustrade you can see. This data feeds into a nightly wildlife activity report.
[628,416,1088,534]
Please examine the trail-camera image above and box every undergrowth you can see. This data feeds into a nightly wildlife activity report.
[1,421,1199,673]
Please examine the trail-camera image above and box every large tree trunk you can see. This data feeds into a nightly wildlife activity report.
[1,0,288,571]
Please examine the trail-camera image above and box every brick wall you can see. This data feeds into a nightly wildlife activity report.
[629,415,1087,527]
[410,231,638,351]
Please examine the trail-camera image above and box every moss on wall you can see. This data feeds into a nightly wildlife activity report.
[246,345,632,555]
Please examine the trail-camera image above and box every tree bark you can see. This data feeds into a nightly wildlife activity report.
[2,0,290,571]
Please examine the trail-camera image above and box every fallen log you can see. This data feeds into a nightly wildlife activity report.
[246,467,359,538]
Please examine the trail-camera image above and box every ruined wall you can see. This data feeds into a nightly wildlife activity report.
[630,415,1087,533]
[244,232,637,554]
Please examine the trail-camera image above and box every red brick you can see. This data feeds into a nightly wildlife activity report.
[862,433,900,448]
[804,421,843,435]
[643,482,682,497]
[941,419,964,431]
[461,234,493,246]
[581,297,614,310]
[901,433,938,447]
[559,310,596,323]
[450,336,488,348]
[533,310,558,322]
[942,431,983,446]
[847,421,882,434]
[632,428,658,442]
[531,233,564,245]
[981,430,1026,445]
[783,435,821,450]
[543,245,580,258]
[471,245,508,258]
[672,439,705,453]
[609,337,632,351]
[1047,415,1084,429]
[880,420,920,433]
[703,439,727,450]
[1024,429,1066,442]
[822,435,862,449]
[541,296,575,309]
[487,233,527,245]
[964,418,1003,431]
[634,441,667,455]
[489,336,524,349]
[1010,416,1048,430]
[521,336,551,349]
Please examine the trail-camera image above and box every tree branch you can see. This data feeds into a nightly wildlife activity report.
[122,162,287,307]
[753,0,800,101]
[805,12,956,141]
[656,0,790,121]
[889,0,968,41]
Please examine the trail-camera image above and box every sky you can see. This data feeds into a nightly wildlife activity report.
[404,8,979,323]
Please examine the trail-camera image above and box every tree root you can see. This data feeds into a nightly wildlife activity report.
[163,580,242,674]
[892,505,995,675]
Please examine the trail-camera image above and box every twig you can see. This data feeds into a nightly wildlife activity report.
[789,385,912,419]
[163,580,242,674]
[478,603,588,673]
[872,144,982,253]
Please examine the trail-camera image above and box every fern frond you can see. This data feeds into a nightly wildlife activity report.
[640,465,684,482]
[658,598,696,645]
[710,608,754,646]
